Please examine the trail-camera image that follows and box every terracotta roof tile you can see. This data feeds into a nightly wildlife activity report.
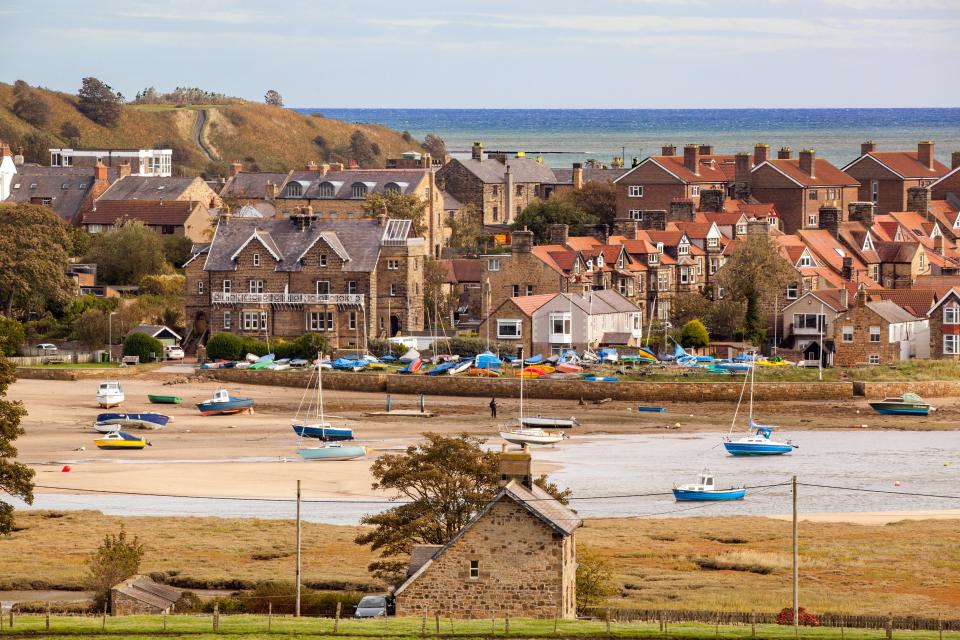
[856,152,950,179]
[760,158,859,187]
[83,200,205,226]
[511,293,559,316]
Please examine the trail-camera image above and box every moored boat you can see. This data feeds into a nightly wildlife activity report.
[296,351,365,461]
[519,416,579,429]
[498,427,566,446]
[722,352,796,456]
[95,431,150,450]
[291,423,354,441]
[868,393,934,416]
[673,470,746,501]
[96,412,170,429]
[148,394,182,405]
[96,381,125,408]
[399,358,423,374]
[297,443,367,460]
[196,389,255,415]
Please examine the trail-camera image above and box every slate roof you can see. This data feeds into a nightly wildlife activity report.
[4,164,116,223]
[83,200,204,226]
[866,300,919,324]
[284,169,430,199]
[599,332,631,345]
[875,241,919,263]
[757,158,860,187]
[203,217,405,273]
[112,575,181,610]
[441,190,462,210]
[455,157,557,184]
[99,176,202,200]
[128,324,182,341]
[551,167,629,184]
[220,172,289,199]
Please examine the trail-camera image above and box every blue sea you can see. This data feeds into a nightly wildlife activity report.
[296,108,960,168]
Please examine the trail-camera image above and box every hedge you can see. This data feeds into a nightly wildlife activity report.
[122,332,164,363]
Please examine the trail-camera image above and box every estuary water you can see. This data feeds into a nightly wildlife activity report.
[18,431,960,524]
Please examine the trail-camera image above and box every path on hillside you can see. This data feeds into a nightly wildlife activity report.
[192,109,218,162]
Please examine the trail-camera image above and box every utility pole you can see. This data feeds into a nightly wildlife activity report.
[296,479,302,617]
[792,475,799,631]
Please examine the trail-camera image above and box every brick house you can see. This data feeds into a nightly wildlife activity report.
[749,149,859,233]
[477,294,555,356]
[833,293,926,366]
[929,154,960,201]
[481,230,569,308]
[842,142,951,214]
[81,200,213,242]
[436,143,557,226]
[779,288,849,365]
[393,446,580,619]
[184,215,426,349]
[927,288,960,359]
[111,575,182,615]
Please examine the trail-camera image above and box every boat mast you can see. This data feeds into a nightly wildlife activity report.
[317,350,325,425]
[748,349,756,423]
[518,346,524,423]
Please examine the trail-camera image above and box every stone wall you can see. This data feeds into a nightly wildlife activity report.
[833,304,899,367]
[395,498,570,619]
[16,366,146,381]
[854,380,960,399]
[111,590,167,615]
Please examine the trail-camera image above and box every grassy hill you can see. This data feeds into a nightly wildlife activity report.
[0,82,428,176]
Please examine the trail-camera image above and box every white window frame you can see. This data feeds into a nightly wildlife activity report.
[316,281,330,295]
[349,311,357,330]
[628,185,643,198]
[253,253,260,267]
[944,305,960,325]
[629,209,643,220]
[678,243,689,255]
[868,354,880,364]
[786,284,798,299]
[525,284,534,296]
[549,312,571,342]
[798,255,813,268]
[488,258,500,272]
[497,319,522,339]
[347,281,357,294]
[387,259,400,271]
[197,281,204,295]
[249,279,264,294]
[680,267,690,284]
[469,560,480,580]
[222,280,232,294]
[943,334,959,355]
[807,214,817,227]
[842,326,854,343]
[870,179,879,203]
[223,311,231,330]
[869,326,881,343]
[691,186,701,196]
[707,237,719,248]
[319,254,327,267]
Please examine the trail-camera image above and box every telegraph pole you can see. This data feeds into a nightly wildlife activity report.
[792,475,799,631]
[295,478,302,618]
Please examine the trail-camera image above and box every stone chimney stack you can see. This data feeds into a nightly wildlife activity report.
[698,144,714,156]
[499,443,533,489]
[778,147,792,160]
[0,143,10,159]
[906,186,930,214]
[511,229,533,253]
[595,224,610,245]
[818,205,841,239]
[504,164,515,222]
[661,144,676,157]
[861,141,876,156]
[471,141,484,162]
[753,143,769,166]
[669,198,695,221]
[683,144,700,176]
[935,234,945,256]
[572,162,584,190]
[13,146,24,165]
[799,149,816,177]
[318,163,330,177]
[699,189,725,213]
[614,218,639,240]
[734,153,752,199]
[848,201,875,226]
[230,160,243,177]
[918,141,934,170]
[117,161,132,179]
[840,287,850,310]
[549,223,569,246]
[304,160,319,172]
[265,180,278,200]
[841,256,854,281]
[952,151,960,170]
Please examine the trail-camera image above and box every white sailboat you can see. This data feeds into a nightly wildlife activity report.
[722,352,796,456]
[296,352,366,461]
[498,348,566,446]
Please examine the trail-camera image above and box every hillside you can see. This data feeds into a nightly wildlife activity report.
[0,82,428,176]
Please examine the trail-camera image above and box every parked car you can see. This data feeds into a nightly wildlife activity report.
[353,594,392,618]
[164,345,185,360]
[36,343,58,353]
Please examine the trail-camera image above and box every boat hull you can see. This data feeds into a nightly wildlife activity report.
[673,488,746,501]
[498,431,565,445]
[97,394,124,408]
[868,403,929,416]
[297,445,367,461]
[519,417,578,429]
[292,424,354,441]
[196,399,255,415]
[97,413,170,429]
[148,394,182,405]
[723,442,794,456]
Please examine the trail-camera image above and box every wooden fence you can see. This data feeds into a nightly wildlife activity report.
[9,351,98,366]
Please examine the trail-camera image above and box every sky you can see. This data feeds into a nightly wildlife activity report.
[4,0,959,109]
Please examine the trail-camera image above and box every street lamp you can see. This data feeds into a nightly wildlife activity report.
[108,311,117,363]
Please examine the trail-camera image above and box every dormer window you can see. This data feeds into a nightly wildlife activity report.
[707,237,719,247]
[798,255,813,268]
[318,182,335,198]
[351,183,368,199]
[574,261,580,275]
[285,182,303,197]
[597,254,604,268]
[586,259,593,271]
[656,242,664,253]
[649,253,659,264]
[678,243,689,255]
[384,182,401,196]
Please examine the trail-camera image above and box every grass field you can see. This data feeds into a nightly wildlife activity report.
[3,512,957,617]
[4,614,959,639]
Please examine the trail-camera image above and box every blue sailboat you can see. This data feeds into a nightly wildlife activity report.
[291,423,354,441]
[673,470,746,501]
[723,354,796,456]
[295,352,366,462]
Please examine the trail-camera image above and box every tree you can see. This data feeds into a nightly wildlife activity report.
[264,89,284,106]
[77,77,123,127]
[0,354,31,535]
[562,181,617,227]
[680,319,710,348]
[163,235,194,268]
[355,433,569,585]
[60,121,81,142]
[576,548,616,615]
[206,333,244,360]
[707,298,746,341]
[363,192,428,238]
[714,235,794,345]
[670,292,712,328]
[123,331,164,362]
[422,133,447,158]
[0,204,73,317]
[86,527,144,611]
[0,317,25,356]
[18,131,57,165]
[423,259,452,331]
[447,204,483,252]
[74,309,110,350]
[68,226,92,258]
[349,130,377,167]
[12,80,50,127]
[85,220,171,285]
[512,198,599,243]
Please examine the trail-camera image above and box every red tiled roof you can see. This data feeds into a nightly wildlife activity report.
[530,245,570,275]
[564,236,601,251]
[83,200,203,226]
[650,154,733,184]
[869,288,937,316]
[858,152,950,179]
[914,276,960,298]
[450,258,482,283]
[875,241,919,263]
[760,158,859,187]
[738,202,778,218]
[703,212,744,226]
[511,293,558,316]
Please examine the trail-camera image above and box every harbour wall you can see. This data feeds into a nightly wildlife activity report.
[15,366,149,381]
[198,369,854,402]
[854,380,960,400]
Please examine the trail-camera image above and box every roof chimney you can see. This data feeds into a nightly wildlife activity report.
[799,149,816,177]
[549,223,569,246]
[918,141,934,170]
[661,144,676,157]
[861,141,876,156]
[230,160,243,177]
[778,147,792,160]
[472,141,483,162]
[499,443,533,488]
[735,153,751,185]
[13,146,24,165]
[511,229,533,254]
[952,151,960,170]
[0,143,10,159]
[94,160,109,182]
[117,161,131,179]
[698,144,714,156]
[304,160,319,172]
[683,144,700,176]
[572,162,584,190]
[753,144,769,166]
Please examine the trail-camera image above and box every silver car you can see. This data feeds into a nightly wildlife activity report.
[353,595,388,618]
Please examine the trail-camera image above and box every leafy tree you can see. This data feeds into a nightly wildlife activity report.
[205,332,244,361]
[562,181,617,227]
[447,204,483,252]
[0,317,25,356]
[122,331,164,363]
[74,308,110,350]
[68,226,92,258]
[423,259,452,331]
[349,130,377,167]
[355,433,569,586]
[18,131,57,165]
[12,80,50,127]
[140,274,186,297]
[60,121,81,142]
[77,77,123,127]
[85,220,171,285]
[714,235,794,345]
[264,89,284,106]
[0,354,31,535]
[680,319,710,348]
[362,192,428,237]
[422,133,446,158]
[162,235,194,268]
[707,298,746,341]
[86,527,144,611]
[401,131,413,143]
[670,292,712,328]
[0,204,73,317]
[576,548,616,615]
[512,198,599,243]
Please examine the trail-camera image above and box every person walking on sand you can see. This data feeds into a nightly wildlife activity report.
[489,397,497,418]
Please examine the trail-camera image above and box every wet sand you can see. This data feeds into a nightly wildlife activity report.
[12,371,960,502]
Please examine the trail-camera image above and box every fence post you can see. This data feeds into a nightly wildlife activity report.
[885,612,893,640]
[268,602,272,632]
[505,612,510,635]
[751,610,756,638]
[449,617,455,634]
[334,601,341,634]
[163,610,167,631]
[938,613,943,640]
[435,612,440,635]
[492,616,496,636]
[45,602,50,631]
[420,609,427,636]
[213,602,220,633]
[8,608,13,628]
[606,608,611,634]
[840,615,844,640]
[554,607,559,635]
[715,611,720,638]
[102,604,107,630]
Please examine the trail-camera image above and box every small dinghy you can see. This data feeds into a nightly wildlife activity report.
[332,358,365,372]
[296,351,366,461]
[298,443,368,461]
[722,353,796,456]
[868,393,935,416]
[197,389,255,416]
[291,423,354,441]
[448,360,473,375]
[427,360,458,376]
[556,363,582,373]
[673,470,745,501]
[519,416,580,429]
[148,394,182,405]
[95,431,150,450]
[399,348,420,363]
[96,412,170,429]
[96,381,124,408]
[398,358,423,374]
[498,426,566,446]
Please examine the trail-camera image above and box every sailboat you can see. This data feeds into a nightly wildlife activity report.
[723,353,797,456]
[295,352,366,461]
[498,348,567,446]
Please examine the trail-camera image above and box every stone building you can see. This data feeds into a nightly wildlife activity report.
[393,446,581,619]
[842,142,951,214]
[833,293,925,366]
[927,288,960,359]
[183,214,426,350]
[111,575,182,615]
[481,230,570,308]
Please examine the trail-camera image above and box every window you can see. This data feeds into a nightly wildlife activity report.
[550,312,571,337]
[919,252,926,271]
[526,285,533,296]
[389,284,397,296]
[944,334,959,355]
[492,206,499,221]
[628,185,643,198]
[488,258,500,271]
[319,254,327,267]
[198,281,204,294]
[793,314,824,330]
[944,305,960,325]
[707,236,718,248]
[827,188,840,200]
[869,326,881,343]
[657,271,669,291]
[786,284,798,299]
[798,255,813,268]
[249,279,264,293]
[316,281,330,295]
[349,311,357,330]
[469,560,480,579]
[868,354,880,364]
[710,257,719,274]
[347,281,357,294]
[222,280,232,293]
[516,184,523,196]
[307,311,334,331]
[285,182,303,197]
[809,189,819,200]
[492,185,499,197]
[516,205,521,217]
[512,285,520,297]
[870,179,879,203]
[691,186,701,196]
[807,214,817,227]
[629,209,643,220]
[497,319,521,338]
[842,326,854,343]
[387,259,399,270]
[161,225,175,235]
[243,311,260,331]
[736,224,747,236]
[253,253,260,267]
[678,243,689,255]
[223,311,231,330]
[384,182,401,196]
[318,182,335,197]
[350,183,368,198]
[680,267,690,284]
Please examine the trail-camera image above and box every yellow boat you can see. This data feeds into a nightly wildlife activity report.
[467,368,501,378]
[95,431,150,450]
[365,362,390,371]
[755,358,792,367]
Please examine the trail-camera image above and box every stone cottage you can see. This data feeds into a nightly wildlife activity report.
[393,446,581,619]
[111,575,183,615]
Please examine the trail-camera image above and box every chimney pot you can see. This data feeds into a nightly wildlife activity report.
[472,141,484,162]
[698,144,714,156]
[571,162,584,190]
[683,144,700,175]
[918,141,934,170]
[777,147,792,160]
[952,151,960,170]
[661,144,676,157]
[861,141,876,156]
[230,160,243,177]
[753,144,769,166]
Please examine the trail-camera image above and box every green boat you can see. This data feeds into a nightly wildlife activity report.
[148,394,183,405]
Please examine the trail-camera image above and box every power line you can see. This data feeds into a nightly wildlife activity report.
[798,482,960,501]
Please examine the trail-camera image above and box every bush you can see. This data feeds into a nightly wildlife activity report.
[23,315,66,343]
[777,607,820,626]
[77,77,123,127]
[139,274,186,297]
[122,332,164,363]
[12,80,50,127]
[200,581,362,616]
[241,337,269,357]
[0,316,26,356]
[205,332,244,361]
[85,527,143,612]
[60,121,81,141]
[74,309,110,350]
[680,319,710,348]
[368,338,406,359]
[274,333,330,360]
[446,336,518,359]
